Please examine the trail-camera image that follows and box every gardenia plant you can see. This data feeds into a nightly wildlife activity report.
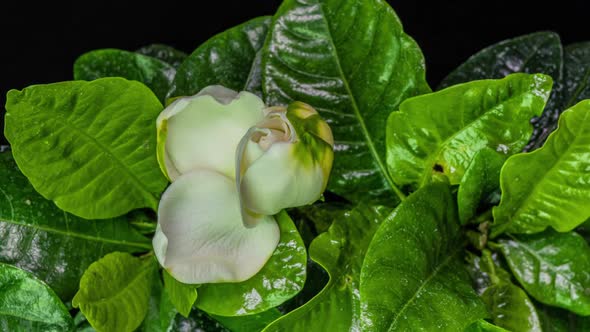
[1,0,590,331]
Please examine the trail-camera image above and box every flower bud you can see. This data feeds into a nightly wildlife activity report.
[236,102,334,227]
[156,85,265,181]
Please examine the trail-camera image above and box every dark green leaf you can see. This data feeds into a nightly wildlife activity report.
[360,183,486,331]
[482,282,542,332]
[135,44,188,69]
[163,270,198,318]
[263,204,391,331]
[74,49,176,102]
[564,42,590,108]
[437,32,564,151]
[5,78,167,219]
[72,252,155,332]
[141,269,176,332]
[492,100,590,235]
[169,17,270,98]
[0,151,151,301]
[387,73,551,191]
[0,263,73,331]
[262,0,430,203]
[465,320,509,332]
[537,302,590,332]
[497,230,590,315]
[195,211,306,316]
[457,147,505,224]
[170,310,229,332]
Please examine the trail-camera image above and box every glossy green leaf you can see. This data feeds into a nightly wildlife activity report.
[135,44,188,69]
[465,320,509,332]
[387,73,552,191]
[211,309,282,332]
[0,151,151,300]
[163,270,198,317]
[262,0,430,203]
[263,204,391,332]
[492,100,590,235]
[465,251,513,296]
[360,183,486,331]
[195,211,306,316]
[72,252,155,332]
[482,282,542,332]
[497,230,590,315]
[537,302,590,332]
[141,270,176,332]
[437,32,564,151]
[0,263,73,331]
[457,147,505,224]
[74,49,176,102]
[169,17,270,98]
[5,78,167,219]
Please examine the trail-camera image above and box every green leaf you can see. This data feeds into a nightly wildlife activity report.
[0,151,151,300]
[163,270,198,318]
[0,263,73,331]
[169,16,270,98]
[170,310,229,332]
[262,0,430,203]
[72,252,155,332]
[195,211,306,316]
[458,147,505,224]
[437,32,564,151]
[263,204,391,332]
[387,73,552,191]
[360,183,487,331]
[74,49,176,102]
[141,269,176,332]
[497,230,590,315]
[564,43,590,108]
[211,309,282,332]
[492,100,590,235]
[5,78,167,219]
[482,282,542,332]
[465,320,510,332]
[135,44,188,69]
[537,302,590,332]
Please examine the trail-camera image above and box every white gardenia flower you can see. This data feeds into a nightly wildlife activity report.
[153,87,333,284]
[236,102,334,227]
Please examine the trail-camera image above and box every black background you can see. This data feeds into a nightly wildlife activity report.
[1,0,589,111]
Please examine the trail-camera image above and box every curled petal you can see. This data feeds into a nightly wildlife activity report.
[157,86,265,181]
[236,102,334,227]
[153,169,280,284]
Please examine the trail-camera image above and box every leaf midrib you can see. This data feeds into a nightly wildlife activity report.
[315,1,405,201]
[388,247,460,330]
[18,94,159,210]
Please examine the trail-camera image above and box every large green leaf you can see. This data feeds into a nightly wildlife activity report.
[492,100,590,235]
[5,78,167,219]
[360,183,486,331]
[0,151,151,300]
[135,44,188,69]
[0,263,73,331]
[497,230,590,315]
[437,32,564,151]
[169,17,270,98]
[163,270,198,317]
[72,252,155,332]
[74,49,176,102]
[262,0,430,202]
[386,73,552,191]
[457,147,505,224]
[263,204,391,331]
[195,211,306,316]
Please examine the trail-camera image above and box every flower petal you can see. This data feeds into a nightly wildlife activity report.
[153,169,280,284]
[156,86,265,181]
